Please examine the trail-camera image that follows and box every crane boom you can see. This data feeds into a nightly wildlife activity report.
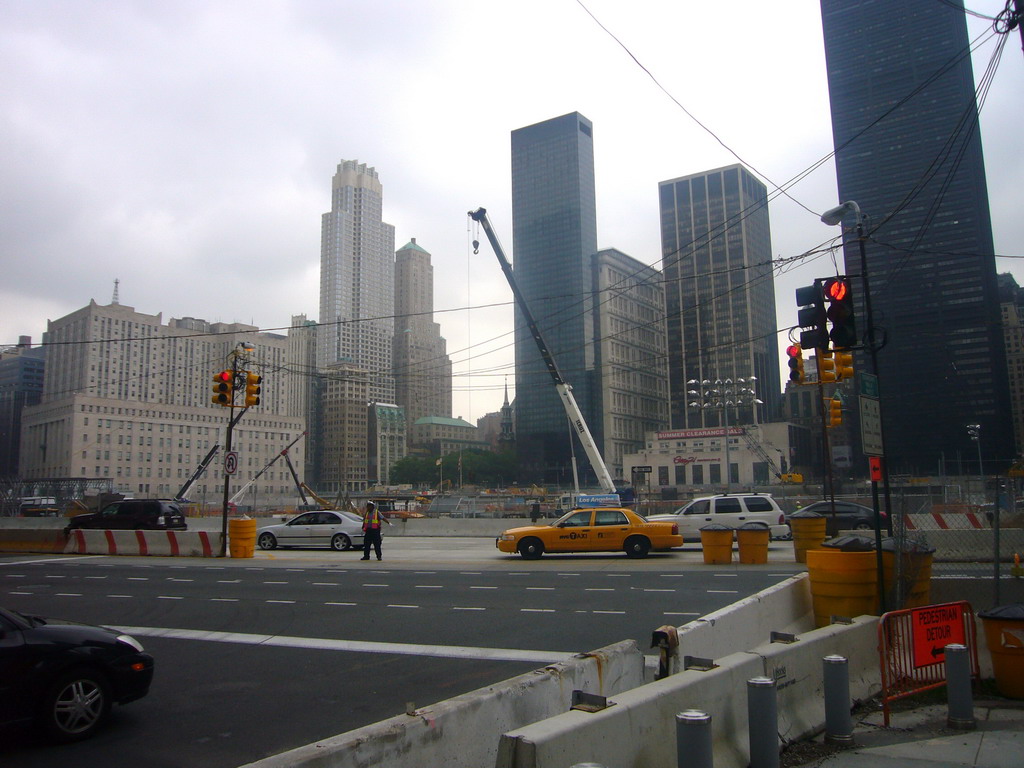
[228,431,307,504]
[175,444,220,501]
[468,207,616,494]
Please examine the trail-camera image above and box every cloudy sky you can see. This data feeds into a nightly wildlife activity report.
[2,0,1022,423]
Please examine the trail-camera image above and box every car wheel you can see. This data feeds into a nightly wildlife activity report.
[38,667,111,743]
[624,536,651,558]
[331,533,352,551]
[854,521,872,531]
[517,538,544,559]
[257,532,278,550]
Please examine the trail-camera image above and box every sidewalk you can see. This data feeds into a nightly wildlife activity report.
[783,697,1024,768]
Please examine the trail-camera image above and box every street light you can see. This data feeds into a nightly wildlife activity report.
[821,200,891,611]
[687,376,763,491]
[967,424,984,503]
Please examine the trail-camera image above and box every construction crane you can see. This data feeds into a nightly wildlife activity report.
[174,444,220,501]
[228,432,307,505]
[468,207,616,496]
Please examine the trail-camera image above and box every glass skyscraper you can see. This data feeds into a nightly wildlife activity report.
[510,112,599,484]
[659,164,781,430]
[820,0,1012,473]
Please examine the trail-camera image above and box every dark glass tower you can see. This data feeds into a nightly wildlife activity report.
[820,0,1012,473]
[510,112,599,485]
[659,164,781,430]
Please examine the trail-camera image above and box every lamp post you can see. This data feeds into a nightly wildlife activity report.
[821,201,891,611]
[687,377,763,491]
[967,424,983,503]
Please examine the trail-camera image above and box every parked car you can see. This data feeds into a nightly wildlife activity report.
[646,493,790,542]
[64,499,187,533]
[0,606,154,742]
[256,509,366,551]
[788,500,887,536]
[496,506,683,559]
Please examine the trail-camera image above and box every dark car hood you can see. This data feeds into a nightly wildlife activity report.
[19,613,122,644]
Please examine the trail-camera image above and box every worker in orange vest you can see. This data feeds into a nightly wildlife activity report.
[360,500,390,561]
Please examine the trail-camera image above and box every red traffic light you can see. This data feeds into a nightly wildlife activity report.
[216,370,232,383]
[786,344,802,358]
[824,278,848,301]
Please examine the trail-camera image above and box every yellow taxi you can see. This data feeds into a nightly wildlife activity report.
[496,506,682,559]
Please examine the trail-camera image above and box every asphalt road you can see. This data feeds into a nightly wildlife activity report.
[0,538,801,768]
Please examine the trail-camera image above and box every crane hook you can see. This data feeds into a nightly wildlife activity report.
[472,239,480,255]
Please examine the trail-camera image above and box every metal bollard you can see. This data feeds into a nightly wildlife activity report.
[945,643,976,730]
[676,709,713,768]
[747,676,779,768]
[823,655,854,745]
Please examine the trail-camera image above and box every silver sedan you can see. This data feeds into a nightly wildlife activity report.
[256,510,365,551]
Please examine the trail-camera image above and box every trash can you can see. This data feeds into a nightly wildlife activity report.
[228,517,257,558]
[978,604,1024,699]
[806,534,878,628]
[737,522,770,564]
[700,523,733,565]
[790,509,826,564]
[881,536,934,610]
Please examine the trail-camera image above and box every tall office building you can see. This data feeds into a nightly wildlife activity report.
[820,0,1012,473]
[510,112,599,484]
[591,249,670,480]
[319,160,396,404]
[659,164,781,431]
[393,238,452,437]
[286,314,319,484]
[0,338,45,477]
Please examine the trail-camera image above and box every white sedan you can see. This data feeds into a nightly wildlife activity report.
[256,510,365,551]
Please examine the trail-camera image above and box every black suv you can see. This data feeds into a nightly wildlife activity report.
[65,499,187,533]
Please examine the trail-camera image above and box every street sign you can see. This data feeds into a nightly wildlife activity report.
[859,395,883,456]
[632,465,652,474]
[911,603,966,668]
[224,450,239,476]
[869,456,882,482]
[859,372,879,398]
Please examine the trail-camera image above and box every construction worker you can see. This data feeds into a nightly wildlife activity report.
[360,500,389,560]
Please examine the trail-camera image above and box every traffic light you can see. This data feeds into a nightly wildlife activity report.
[211,370,234,406]
[835,350,854,381]
[786,344,805,384]
[824,277,857,349]
[244,371,262,407]
[819,349,836,383]
[828,397,843,427]
[796,283,828,349]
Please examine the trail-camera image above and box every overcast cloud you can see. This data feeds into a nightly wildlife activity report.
[2,0,1021,422]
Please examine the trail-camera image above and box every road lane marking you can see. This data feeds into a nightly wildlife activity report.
[665,611,701,617]
[470,586,497,590]
[387,604,418,609]
[526,587,554,591]
[415,585,443,589]
[312,582,339,586]
[85,575,108,579]
[453,607,485,611]
[585,588,614,592]
[324,602,356,606]
[157,595,183,600]
[8,591,31,595]
[266,600,296,604]
[128,577,149,581]
[217,579,242,584]
[211,598,239,602]
[113,625,576,664]
[45,575,65,579]
[459,571,482,575]
[263,581,289,585]
[593,610,626,615]
[714,573,739,577]
[167,578,194,582]
[643,588,675,592]
[362,583,388,588]
[521,608,555,613]
[56,593,81,596]
[707,590,739,594]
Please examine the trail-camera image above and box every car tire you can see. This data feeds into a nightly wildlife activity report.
[38,667,111,743]
[854,521,872,531]
[517,538,544,559]
[331,533,352,551]
[257,532,278,550]
[624,536,651,558]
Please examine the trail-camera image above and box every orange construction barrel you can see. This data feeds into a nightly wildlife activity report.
[737,522,770,564]
[228,517,257,558]
[790,510,827,564]
[700,524,734,565]
[806,535,880,627]
[978,604,1024,699]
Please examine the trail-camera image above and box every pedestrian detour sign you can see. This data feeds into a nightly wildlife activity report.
[911,603,966,668]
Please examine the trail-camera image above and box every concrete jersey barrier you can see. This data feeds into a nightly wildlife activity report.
[495,616,880,768]
[236,640,647,768]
